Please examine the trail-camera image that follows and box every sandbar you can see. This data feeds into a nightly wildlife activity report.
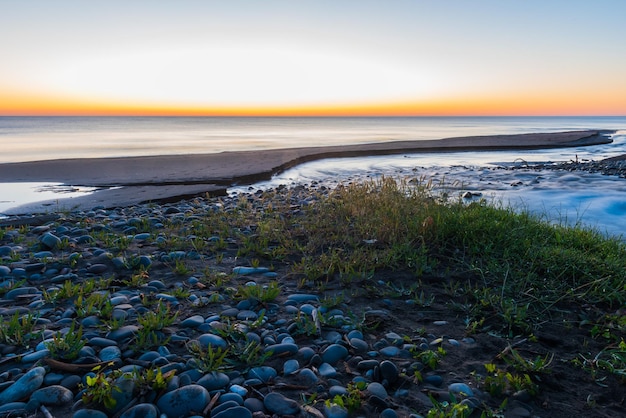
[0,130,613,213]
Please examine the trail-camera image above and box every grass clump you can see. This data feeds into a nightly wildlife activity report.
[293,177,626,334]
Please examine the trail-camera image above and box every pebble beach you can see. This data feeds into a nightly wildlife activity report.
[0,130,624,418]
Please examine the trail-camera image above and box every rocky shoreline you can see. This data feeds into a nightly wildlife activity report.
[0,186,492,418]
[0,150,624,418]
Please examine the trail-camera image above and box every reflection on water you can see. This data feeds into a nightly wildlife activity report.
[0,183,97,216]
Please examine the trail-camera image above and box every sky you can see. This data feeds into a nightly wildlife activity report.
[1,0,625,116]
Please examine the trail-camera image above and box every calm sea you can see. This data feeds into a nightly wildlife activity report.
[1,116,625,164]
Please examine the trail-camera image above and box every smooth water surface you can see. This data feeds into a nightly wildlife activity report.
[1,116,623,163]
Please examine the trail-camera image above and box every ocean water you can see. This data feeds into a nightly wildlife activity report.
[2,116,626,237]
[0,116,624,163]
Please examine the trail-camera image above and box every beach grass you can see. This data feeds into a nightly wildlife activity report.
[2,175,626,415]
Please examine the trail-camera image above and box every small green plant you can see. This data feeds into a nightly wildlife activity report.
[75,292,113,319]
[173,259,190,275]
[45,322,86,360]
[500,346,553,374]
[325,381,366,414]
[227,340,273,371]
[482,363,539,397]
[81,365,121,411]
[0,312,41,347]
[574,339,626,384]
[412,346,447,370]
[186,341,230,372]
[426,396,471,418]
[127,367,176,399]
[133,301,178,350]
[123,269,150,287]
[235,281,281,303]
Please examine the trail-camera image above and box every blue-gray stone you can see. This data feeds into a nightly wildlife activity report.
[43,372,64,386]
[448,382,474,397]
[22,349,50,363]
[87,337,117,347]
[5,286,40,300]
[138,351,161,362]
[109,378,136,414]
[299,303,315,314]
[424,375,443,387]
[197,333,228,349]
[106,325,139,342]
[99,346,121,362]
[181,315,205,328]
[196,371,229,391]
[448,339,461,347]
[0,266,10,277]
[380,408,399,418]
[321,344,348,365]
[119,403,159,418]
[379,346,400,357]
[324,404,349,418]
[0,402,27,413]
[243,397,264,412]
[287,294,319,303]
[217,392,241,405]
[228,384,247,397]
[367,382,388,399]
[264,342,298,356]
[153,292,176,303]
[213,406,252,418]
[247,366,277,383]
[349,338,369,353]
[0,366,45,404]
[232,266,269,275]
[297,368,319,384]
[263,392,300,415]
[72,409,111,418]
[40,232,62,249]
[211,400,239,414]
[237,310,258,320]
[109,295,128,305]
[156,384,210,418]
[318,362,337,378]
[133,233,151,241]
[87,264,109,274]
[329,385,348,397]
[31,385,73,405]
[283,359,299,375]
[33,251,54,259]
[380,360,399,384]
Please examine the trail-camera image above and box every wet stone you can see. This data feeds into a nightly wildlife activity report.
[156,384,210,418]
[197,333,228,349]
[367,382,388,399]
[31,385,73,405]
[197,371,230,391]
[0,366,45,404]
[119,403,159,418]
[321,343,349,365]
[248,366,277,383]
[264,392,300,415]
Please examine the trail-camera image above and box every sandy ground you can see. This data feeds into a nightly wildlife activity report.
[0,130,612,214]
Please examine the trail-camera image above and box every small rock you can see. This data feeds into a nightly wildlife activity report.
[156,384,210,418]
[119,403,159,418]
[264,392,300,415]
[31,385,73,405]
[0,366,45,404]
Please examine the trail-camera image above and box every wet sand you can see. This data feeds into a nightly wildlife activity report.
[0,130,613,213]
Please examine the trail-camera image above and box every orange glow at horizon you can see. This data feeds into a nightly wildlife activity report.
[2,92,625,117]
